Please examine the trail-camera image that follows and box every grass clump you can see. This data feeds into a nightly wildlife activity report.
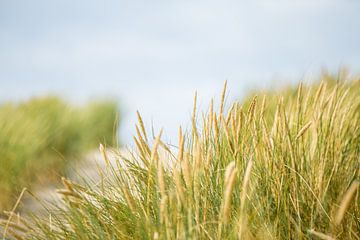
[0,97,119,210]
[2,75,359,239]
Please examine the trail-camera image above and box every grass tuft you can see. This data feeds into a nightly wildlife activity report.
[2,74,359,239]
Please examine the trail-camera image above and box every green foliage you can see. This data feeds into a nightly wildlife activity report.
[2,74,359,239]
[0,97,119,209]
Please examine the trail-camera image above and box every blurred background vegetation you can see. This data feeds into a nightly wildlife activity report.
[0,97,119,209]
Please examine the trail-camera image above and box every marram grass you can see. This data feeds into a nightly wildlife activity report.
[1,76,360,239]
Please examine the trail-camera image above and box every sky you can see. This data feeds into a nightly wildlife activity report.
[1,0,359,144]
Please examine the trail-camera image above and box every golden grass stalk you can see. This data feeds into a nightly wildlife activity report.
[247,96,257,123]
[209,98,214,134]
[56,189,82,199]
[174,169,186,205]
[122,187,137,212]
[240,160,253,210]
[0,220,27,233]
[192,91,199,140]
[2,188,27,239]
[295,121,312,140]
[181,153,192,189]
[260,95,266,118]
[177,127,185,163]
[157,159,166,197]
[334,180,359,225]
[61,177,74,192]
[150,129,163,162]
[159,195,168,225]
[99,143,110,166]
[222,161,238,223]
[213,112,219,141]
[220,80,227,115]
[221,115,234,154]
[307,229,335,240]
[136,110,148,142]
[238,159,253,238]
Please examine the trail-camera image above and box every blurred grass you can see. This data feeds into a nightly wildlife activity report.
[0,97,119,209]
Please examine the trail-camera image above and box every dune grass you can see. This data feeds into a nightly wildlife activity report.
[0,97,119,210]
[1,75,359,239]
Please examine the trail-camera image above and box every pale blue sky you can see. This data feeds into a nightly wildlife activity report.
[1,0,359,144]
